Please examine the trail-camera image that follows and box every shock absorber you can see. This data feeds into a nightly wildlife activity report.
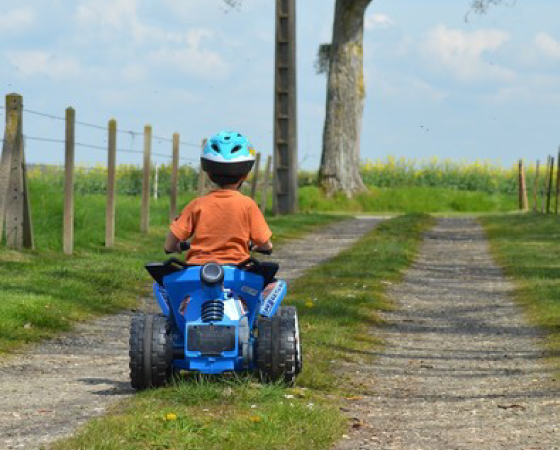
[201,299,224,322]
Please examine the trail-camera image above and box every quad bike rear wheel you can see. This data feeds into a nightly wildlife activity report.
[256,314,297,385]
[277,306,302,375]
[129,313,173,390]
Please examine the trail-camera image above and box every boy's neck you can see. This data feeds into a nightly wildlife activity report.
[218,182,241,190]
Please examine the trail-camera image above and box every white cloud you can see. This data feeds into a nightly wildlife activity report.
[120,64,148,82]
[6,51,81,79]
[147,29,228,79]
[0,7,35,34]
[373,71,448,102]
[76,0,160,43]
[77,0,135,30]
[534,32,560,59]
[365,13,394,30]
[423,25,515,82]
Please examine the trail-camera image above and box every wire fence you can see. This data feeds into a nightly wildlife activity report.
[19,106,199,167]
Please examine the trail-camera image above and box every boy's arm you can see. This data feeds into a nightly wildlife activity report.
[165,201,197,253]
[252,240,273,251]
[249,202,273,250]
[164,231,183,254]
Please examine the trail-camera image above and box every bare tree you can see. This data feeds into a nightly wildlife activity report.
[470,0,509,14]
[225,1,512,198]
[318,0,372,197]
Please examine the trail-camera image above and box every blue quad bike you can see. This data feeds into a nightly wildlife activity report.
[129,248,302,389]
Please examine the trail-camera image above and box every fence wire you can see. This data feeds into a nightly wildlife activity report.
[23,135,197,164]
[22,107,200,149]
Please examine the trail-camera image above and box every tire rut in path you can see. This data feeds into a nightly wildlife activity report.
[0,217,383,450]
[335,217,559,450]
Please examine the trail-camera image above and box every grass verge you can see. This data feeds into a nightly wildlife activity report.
[299,186,516,214]
[480,213,560,368]
[49,213,434,450]
[0,182,340,353]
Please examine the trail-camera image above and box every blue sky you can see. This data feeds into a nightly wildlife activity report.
[1,0,559,169]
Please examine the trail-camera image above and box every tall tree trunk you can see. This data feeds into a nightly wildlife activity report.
[319,0,371,197]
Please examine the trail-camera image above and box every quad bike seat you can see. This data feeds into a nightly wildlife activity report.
[145,259,187,286]
[146,257,279,287]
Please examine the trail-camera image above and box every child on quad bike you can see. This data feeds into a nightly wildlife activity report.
[164,130,273,263]
[130,131,301,389]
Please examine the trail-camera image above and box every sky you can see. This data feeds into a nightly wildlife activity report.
[1,0,559,169]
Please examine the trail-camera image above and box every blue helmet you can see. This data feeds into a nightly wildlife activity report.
[201,130,256,177]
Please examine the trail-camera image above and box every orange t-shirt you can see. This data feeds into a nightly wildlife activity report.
[170,189,272,265]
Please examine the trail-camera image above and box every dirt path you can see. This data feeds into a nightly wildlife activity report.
[335,217,559,450]
[0,217,383,450]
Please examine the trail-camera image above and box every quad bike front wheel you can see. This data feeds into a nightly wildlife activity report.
[129,313,173,390]
[256,312,298,385]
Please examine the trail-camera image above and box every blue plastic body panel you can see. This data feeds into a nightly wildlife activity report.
[153,284,170,317]
[258,280,287,317]
[155,265,282,374]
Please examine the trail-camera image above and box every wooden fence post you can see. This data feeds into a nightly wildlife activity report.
[63,107,75,254]
[556,149,560,215]
[547,156,554,214]
[521,160,529,211]
[198,138,207,197]
[141,125,152,233]
[105,119,117,247]
[533,160,540,213]
[541,156,550,213]
[170,133,179,221]
[0,93,33,249]
[518,159,529,211]
[261,155,272,214]
[153,163,159,200]
[250,152,261,200]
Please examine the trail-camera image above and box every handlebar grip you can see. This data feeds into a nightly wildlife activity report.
[179,241,190,251]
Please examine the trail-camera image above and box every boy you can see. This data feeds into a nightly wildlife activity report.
[164,130,273,264]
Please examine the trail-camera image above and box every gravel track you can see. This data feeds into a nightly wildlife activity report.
[0,217,382,450]
[335,217,559,450]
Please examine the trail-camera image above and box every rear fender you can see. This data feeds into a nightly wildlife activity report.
[259,280,287,317]
[153,283,170,317]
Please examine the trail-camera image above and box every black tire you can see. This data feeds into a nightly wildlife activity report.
[256,315,296,385]
[129,313,173,390]
[277,306,302,375]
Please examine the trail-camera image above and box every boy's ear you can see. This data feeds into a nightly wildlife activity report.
[241,174,248,181]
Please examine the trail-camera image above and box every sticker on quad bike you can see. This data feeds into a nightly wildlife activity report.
[259,280,287,317]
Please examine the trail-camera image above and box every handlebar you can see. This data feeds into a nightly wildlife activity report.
[253,247,272,255]
[166,241,271,256]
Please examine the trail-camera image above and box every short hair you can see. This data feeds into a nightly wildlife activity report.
[207,172,244,187]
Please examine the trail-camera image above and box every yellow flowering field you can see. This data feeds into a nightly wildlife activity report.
[360,156,541,195]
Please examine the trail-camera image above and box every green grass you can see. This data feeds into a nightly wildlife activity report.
[49,213,434,450]
[0,178,341,354]
[299,186,517,214]
[481,213,560,366]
